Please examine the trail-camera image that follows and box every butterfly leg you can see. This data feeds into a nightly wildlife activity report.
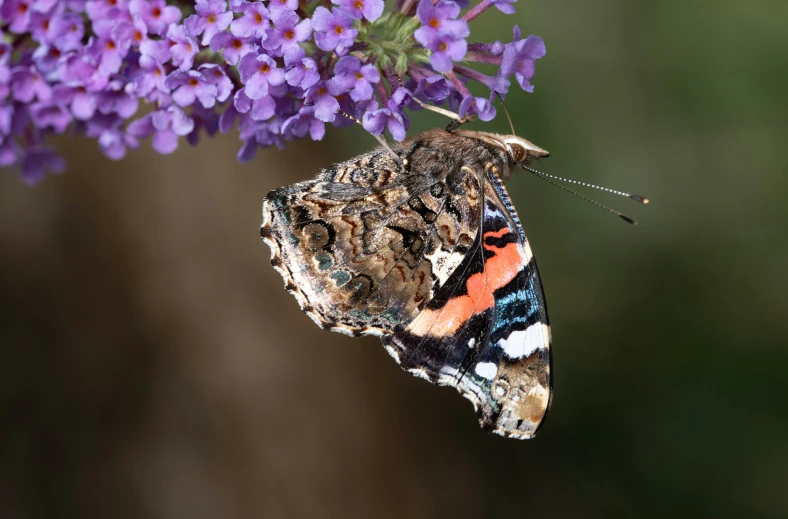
[402,140,424,172]
[407,97,476,132]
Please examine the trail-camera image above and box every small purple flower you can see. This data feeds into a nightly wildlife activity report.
[331,0,384,22]
[49,10,85,49]
[305,81,343,122]
[1,0,34,33]
[200,64,233,103]
[185,0,233,46]
[459,95,495,121]
[230,1,270,40]
[312,7,357,54]
[31,44,64,75]
[91,18,132,75]
[139,36,170,64]
[362,104,409,141]
[127,106,194,154]
[28,5,61,44]
[209,32,255,65]
[264,8,312,61]
[238,53,285,99]
[499,29,545,92]
[165,70,219,109]
[413,76,451,102]
[329,56,379,102]
[60,52,109,92]
[86,114,139,160]
[234,88,276,121]
[165,24,199,71]
[414,0,469,72]
[131,55,169,103]
[86,0,129,21]
[11,65,52,103]
[267,0,298,13]
[285,56,319,90]
[97,79,139,118]
[30,100,72,132]
[427,33,468,73]
[414,0,468,44]
[128,0,181,35]
[282,107,325,141]
[113,17,150,50]
[51,84,98,120]
[20,146,66,185]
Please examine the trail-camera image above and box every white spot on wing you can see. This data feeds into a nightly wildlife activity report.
[474,362,498,380]
[499,323,550,359]
[521,239,533,263]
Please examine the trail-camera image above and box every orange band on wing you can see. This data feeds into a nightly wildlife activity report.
[408,229,525,337]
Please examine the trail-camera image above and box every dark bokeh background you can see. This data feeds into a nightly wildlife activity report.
[2,2,787,518]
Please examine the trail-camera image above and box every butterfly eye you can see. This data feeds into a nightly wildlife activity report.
[507,143,527,163]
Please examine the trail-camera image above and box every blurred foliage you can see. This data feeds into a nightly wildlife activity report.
[1,1,787,518]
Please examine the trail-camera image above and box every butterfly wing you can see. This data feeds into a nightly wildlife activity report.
[383,171,552,439]
[261,148,483,337]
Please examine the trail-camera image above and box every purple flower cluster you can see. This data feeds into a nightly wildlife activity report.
[0,0,545,184]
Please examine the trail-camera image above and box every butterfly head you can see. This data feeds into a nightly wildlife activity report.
[452,130,549,167]
[501,135,550,164]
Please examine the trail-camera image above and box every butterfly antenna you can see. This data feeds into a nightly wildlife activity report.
[523,166,650,205]
[523,166,641,225]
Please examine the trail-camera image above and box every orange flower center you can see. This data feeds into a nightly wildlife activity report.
[231,39,243,49]
[106,40,116,50]
[355,72,364,80]
[259,64,271,73]
[188,78,199,87]
[354,0,364,9]
[429,18,439,29]
[334,25,344,34]
[254,13,263,23]
[18,2,28,14]
[285,30,295,40]
[208,14,216,23]
[152,6,161,17]
[438,42,448,51]
[318,87,327,95]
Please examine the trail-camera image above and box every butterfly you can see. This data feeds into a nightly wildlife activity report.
[261,127,553,439]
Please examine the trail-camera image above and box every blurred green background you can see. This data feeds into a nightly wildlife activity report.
[2,1,787,517]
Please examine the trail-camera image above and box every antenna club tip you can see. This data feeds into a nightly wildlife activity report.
[630,195,650,204]
[619,214,638,225]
